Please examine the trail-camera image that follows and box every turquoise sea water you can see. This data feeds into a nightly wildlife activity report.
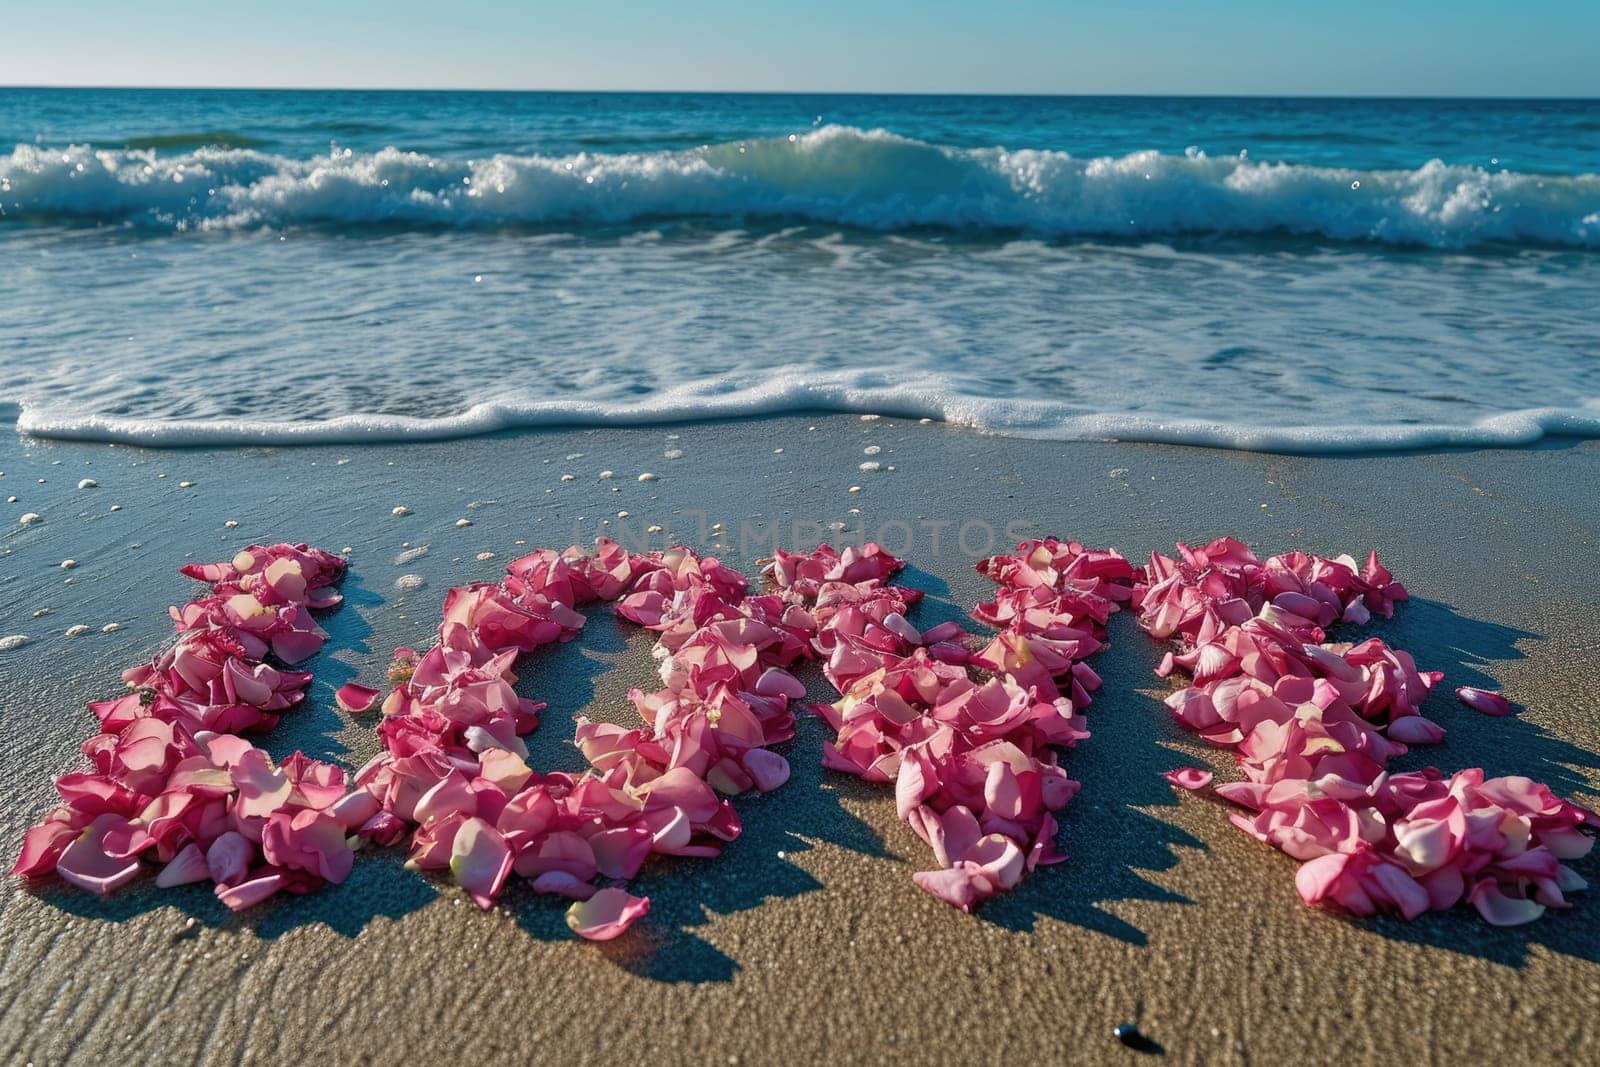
[1,89,1597,451]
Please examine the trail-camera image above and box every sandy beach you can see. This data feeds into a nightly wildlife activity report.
[2,414,1597,1065]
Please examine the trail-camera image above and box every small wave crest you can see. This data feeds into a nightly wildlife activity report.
[12,379,1600,455]
[2,126,1597,248]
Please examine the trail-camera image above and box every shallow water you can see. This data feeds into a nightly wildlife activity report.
[2,90,1597,451]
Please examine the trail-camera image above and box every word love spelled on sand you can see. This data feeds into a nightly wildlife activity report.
[13,538,1593,941]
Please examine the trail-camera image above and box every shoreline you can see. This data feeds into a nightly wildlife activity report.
[11,398,1600,456]
[2,415,1597,1064]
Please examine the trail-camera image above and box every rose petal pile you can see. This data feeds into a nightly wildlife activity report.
[772,539,1136,911]
[345,540,822,938]
[18,534,1592,935]
[12,544,356,910]
[1134,538,1595,924]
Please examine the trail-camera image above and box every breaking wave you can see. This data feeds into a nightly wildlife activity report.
[3,126,1598,248]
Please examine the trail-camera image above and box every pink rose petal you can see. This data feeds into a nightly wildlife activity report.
[742,748,790,793]
[1386,715,1446,744]
[154,842,211,888]
[232,749,293,819]
[530,870,597,900]
[1162,767,1214,791]
[565,886,650,940]
[335,682,382,714]
[12,821,78,878]
[1456,686,1515,717]
[1468,878,1546,926]
[206,831,254,887]
[449,816,512,908]
[55,816,142,895]
[911,866,984,912]
[216,872,286,911]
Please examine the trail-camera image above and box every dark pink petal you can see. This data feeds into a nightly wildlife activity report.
[12,820,78,877]
[565,886,650,940]
[742,749,790,793]
[180,561,232,583]
[335,682,382,714]
[911,865,983,912]
[921,620,965,644]
[359,810,408,846]
[753,667,806,700]
[270,628,325,665]
[530,870,597,900]
[1386,715,1445,744]
[1456,687,1515,717]
[1162,768,1214,791]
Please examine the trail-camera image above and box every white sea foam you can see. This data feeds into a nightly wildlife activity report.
[3,127,1598,248]
[14,381,1600,455]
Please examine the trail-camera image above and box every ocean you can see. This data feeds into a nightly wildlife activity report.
[1,88,1597,452]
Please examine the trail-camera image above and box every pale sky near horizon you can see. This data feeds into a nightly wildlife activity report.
[1,1,1595,97]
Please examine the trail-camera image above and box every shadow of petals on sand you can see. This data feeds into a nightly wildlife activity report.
[971,603,1207,946]
[261,571,382,768]
[502,709,897,983]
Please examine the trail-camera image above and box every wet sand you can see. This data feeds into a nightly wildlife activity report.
[1,415,1597,1065]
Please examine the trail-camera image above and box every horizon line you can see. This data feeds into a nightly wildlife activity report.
[1,84,1596,101]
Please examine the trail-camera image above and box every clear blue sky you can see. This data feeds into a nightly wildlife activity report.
[2,1,1595,96]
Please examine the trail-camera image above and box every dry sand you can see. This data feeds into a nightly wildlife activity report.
[1,415,1596,1065]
